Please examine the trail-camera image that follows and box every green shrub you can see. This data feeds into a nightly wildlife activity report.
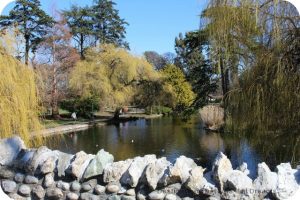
[60,96,99,118]
[146,106,173,115]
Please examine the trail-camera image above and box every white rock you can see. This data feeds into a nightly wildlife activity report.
[54,150,73,177]
[148,190,165,200]
[56,180,70,191]
[237,162,250,176]
[0,185,12,200]
[200,171,219,196]
[145,157,172,190]
[106,183,120,193]
[103,159,133,183]
[94,185,106,194]
[169,156,197,184]
[27,146,55,174]
[253,162,277,199]
[272,163,299,199]
[40,154,58,174]
[67,192,79,200]
[18,184,31,197]
[43,173,55,188]
[185,166,205,194]
[1,180,16,193]
[0,137,25,166]
[121,155,156,187]
[83,149,114,180]
[225,170,253,191]
[67,151,94,180]
[212,152,233,191]
[24,175,38,184]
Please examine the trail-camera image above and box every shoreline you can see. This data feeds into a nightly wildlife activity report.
[38,113,163,138]
[0,137,299,200]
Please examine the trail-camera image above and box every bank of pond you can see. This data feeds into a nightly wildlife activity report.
[44,116,299,179]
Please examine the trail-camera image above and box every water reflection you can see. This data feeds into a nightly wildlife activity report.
[45,116,299,175]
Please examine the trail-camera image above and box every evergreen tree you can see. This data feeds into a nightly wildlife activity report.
[91,0,129,49]
[175,30,217,110]
[0,0,53,65]
[63,5,93,59]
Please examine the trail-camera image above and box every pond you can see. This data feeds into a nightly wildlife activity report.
[45,116,299,178]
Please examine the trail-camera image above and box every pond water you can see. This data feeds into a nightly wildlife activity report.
[45,116,299,178]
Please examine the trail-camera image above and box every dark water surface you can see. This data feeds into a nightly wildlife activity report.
[45,116,299,178]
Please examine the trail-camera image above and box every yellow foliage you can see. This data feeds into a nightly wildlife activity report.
[0,48,42,146]
[70,44,159,109]
[161,65,195,110]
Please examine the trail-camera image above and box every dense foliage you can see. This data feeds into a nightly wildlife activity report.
[203,0,300,131]
[63,0,128,59]
[69,44,159,111]
[0,41,42,145]
[0,0,53,65]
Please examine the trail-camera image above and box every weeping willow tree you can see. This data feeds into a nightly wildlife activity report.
[0,30,43,146]
[69,44,160,112]
[203,0,300,131]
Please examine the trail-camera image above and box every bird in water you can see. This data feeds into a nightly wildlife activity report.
[131,140,134,143]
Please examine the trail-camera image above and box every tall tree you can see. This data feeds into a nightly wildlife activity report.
[0,0,53,65]
[161,64,195,112]
[91,0,129,49]
[63,5,93,59]
[36,18,80,118]
[203,0,300,131]
[0,37,42,146]
[175,30,217,110]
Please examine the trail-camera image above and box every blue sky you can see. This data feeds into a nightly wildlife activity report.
[3,0,208,55]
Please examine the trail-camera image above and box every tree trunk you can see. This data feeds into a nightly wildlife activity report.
[113,108,121,120]
[51,39,59,119]
[80,34,84,60]
[51,64,59,118]
[219,57,227,96]
[25,35,30,65]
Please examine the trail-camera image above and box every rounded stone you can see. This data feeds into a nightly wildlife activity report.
[80,192,100,200]
[14,173,25,183]
[108,194,121,200]
[107,184,120,194]
[165,194,177,200]
[67,192,79,200]
[24,175,39,184]
[81,183,92,192]
[46,188,63,200]
[0,167,15,179]
[137,191,147,200]
[43,173,55,188]
[126,189,136,196]
[148,191,166,200]
[32,185,45,199]
[57,180,70,191]
[1,180,17,193]
[18,184,31,197]
[94,185,106,194]
[9,193,25,200]
[71,181,81,192]
[122,195,136,200]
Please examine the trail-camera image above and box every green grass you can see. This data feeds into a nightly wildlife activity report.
[41,118,88,129]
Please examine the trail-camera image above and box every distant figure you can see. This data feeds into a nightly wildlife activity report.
[71,112,77,121]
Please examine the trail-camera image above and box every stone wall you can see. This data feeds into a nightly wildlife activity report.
[0,137,299,200]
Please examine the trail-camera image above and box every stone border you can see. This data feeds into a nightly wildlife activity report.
[0,137,299,200]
